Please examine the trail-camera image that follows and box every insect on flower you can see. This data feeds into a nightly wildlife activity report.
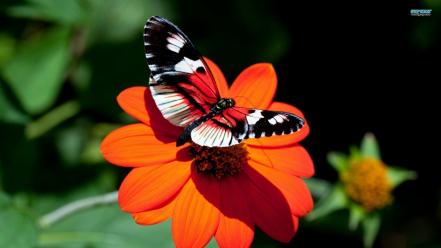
[101,16,314,248]
[144,16,305,147]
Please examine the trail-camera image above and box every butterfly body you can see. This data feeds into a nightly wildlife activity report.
[144,16,305,147]
[176,98,235,146]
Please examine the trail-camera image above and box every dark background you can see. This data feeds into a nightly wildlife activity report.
[0,0,439,247]
[174,2,440,246]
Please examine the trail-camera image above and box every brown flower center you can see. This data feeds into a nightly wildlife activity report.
[341,158,392,211]
[189,143,249,179]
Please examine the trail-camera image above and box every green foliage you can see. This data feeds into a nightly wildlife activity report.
[362,213,380,248]
[2,28,71,114]
[387,166,418,188]
[7,0,85,25]
[307,185,348,221]
[327,152,348,172]
[0,192,38,248]
[360,133,381,160]
[40,205,174,248]
[83,0,170,44]
[0,82,29,124]
[0,34,16,68]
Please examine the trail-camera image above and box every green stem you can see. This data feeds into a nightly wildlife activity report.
[25,100,80,139]
[38,191,118,228]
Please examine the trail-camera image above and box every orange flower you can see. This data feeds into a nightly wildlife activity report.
[101,59,314,248]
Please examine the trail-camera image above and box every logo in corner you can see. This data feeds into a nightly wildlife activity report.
[410,9,432,16]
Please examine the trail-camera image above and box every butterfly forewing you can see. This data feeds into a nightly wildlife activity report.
[144,16,220,126]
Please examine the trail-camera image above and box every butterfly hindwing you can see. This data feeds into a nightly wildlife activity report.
[144,16,220,126]
[190,107,305,147]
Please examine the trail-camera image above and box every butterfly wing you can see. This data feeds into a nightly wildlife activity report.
[144,16,220,126]
[191,107,305,147]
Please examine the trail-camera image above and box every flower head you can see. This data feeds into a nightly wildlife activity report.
[100,59,314,247]
[308,133,416,248]
[341,157,392,211]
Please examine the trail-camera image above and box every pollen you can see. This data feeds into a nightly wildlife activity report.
[341,158,392,211]
[189,143,249,179]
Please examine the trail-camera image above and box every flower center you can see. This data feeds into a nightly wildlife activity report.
[341,158,392,211]
[189,143,249,179]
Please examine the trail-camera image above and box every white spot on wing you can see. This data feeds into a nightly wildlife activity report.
[268,114,288,125]
[174,57,205,74]
[246,110,264,125]
[167,36,184,49]
[167,43,180,53]
[274,114,285,123]
[268,118,277,125]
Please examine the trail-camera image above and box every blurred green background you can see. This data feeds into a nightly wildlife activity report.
[0,0,440,247]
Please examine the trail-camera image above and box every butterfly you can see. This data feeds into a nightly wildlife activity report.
[143,16,305,147]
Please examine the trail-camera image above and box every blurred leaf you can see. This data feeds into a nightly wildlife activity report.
[360,133,381,160]
[305,178,332,199]
[0,163,2,190]
[7,0,85,25]
[349,204,365,230]
[387,166,417,188]
[206,239,218,248]
[362,213,380,248]
[0,191,10,207]
[26,100,80,139]
[55,122,87,166]
[70,61,92,92]
[307,185,348,221]
[84,0,170,44]
[0,33,16,68]
[349,145,361,160]
[0,82,29,124]
[327,152,348,172]
[81,123,120,164]
[0,195,38,248]
[39,205,175,248]
[2,28,71,114]
[81,138,104,164]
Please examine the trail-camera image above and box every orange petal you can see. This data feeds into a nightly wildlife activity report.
[117,86,182,137]
[117,87,151,125]
[101,124,190,167]
[229,63,277,109]
[248,145,314,178]
[215,177,254,248]
[118,160,190,213]
[242,167,296,243]
[204,57,229,98]
[132,198,176,225]
[246,161,313,217]
[245,102,310,147]
[172,171,220,248]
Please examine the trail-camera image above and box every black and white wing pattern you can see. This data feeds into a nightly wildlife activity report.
[144,16,220,126]
[143,16,306,147]
[190,107,305,147]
